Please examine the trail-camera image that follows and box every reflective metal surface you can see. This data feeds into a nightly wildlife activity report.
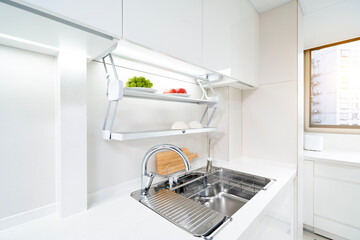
[138,189,227,237]
[131,167,275,239]
[140,144,190,195]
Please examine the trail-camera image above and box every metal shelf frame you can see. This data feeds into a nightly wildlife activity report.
[102,127,217,141]
[101,53,219,141]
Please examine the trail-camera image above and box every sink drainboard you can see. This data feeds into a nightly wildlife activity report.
[140,189,228,237]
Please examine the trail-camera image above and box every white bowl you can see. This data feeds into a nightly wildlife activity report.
[188,121,203,129]
[171,121,189,130]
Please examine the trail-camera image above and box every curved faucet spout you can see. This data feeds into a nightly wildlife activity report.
[141,144,190,195]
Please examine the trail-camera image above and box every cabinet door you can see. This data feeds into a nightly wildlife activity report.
[203,0,259,86]
[18,0,122,37]
[303,160,314,229]
[314,162,360,239]
[239,179,295,240]
[123,0,203,66]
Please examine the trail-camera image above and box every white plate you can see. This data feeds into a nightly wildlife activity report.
[125,87,157,93]
[165,93,190,97]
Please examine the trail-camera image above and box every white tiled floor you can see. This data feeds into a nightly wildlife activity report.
[303,230,331,240]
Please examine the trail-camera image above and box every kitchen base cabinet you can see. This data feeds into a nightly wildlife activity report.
[238,179,295,240]
[303,160,314,230]
[313,162,360,239]
[304,156,360,240]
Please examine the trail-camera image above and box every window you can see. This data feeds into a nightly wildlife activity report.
[304,37,360,133]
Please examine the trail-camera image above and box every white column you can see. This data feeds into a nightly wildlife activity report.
[56,52,87,218]
[211,87,242,162]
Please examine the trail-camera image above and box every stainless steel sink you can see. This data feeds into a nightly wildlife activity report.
[191,182,248,217]
[131,167,275,239]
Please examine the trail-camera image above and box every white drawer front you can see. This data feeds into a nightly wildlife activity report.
[314,162,360,184]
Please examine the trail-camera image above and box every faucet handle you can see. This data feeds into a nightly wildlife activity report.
[141,172,157,195]
[147,172,156,178]
[206,158,213,173]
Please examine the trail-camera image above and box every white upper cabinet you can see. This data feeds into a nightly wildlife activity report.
[203,0,259,87]
[123,0,203,66]
[16,0,123,37]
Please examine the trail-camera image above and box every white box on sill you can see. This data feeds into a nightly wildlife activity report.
[304,134,324,151]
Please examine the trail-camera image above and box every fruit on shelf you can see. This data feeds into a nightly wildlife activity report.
[125,76,153,88]
[163,88,177,94]
[176,88,187,94]
[163,88,187,94]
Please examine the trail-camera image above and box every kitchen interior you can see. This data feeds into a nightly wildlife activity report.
[0,0,359,239]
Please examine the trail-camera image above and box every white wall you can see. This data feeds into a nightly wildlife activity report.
[242,0,299,165]
[304,0,360,49]
[0,45,56,219]
[87,58,209,194]
[303,0,360,152]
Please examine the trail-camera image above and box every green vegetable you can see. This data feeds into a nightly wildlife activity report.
[126,76,153,88]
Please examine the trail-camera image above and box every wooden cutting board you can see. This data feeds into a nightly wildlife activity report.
[156,148,198,175]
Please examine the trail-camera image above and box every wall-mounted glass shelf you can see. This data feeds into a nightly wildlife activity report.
[123,89,217,105]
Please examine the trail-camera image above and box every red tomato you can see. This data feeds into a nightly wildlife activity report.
[163,89,177,94]
[176,88,187,94]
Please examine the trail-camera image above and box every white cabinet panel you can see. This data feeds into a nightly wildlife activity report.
[17,0,122,37]
[234,0,259,87]
[239,180,295,240]
[314,162,360,184]
[203,0,239,73]
[314,162,360,239]
[203,0,259,87]
[303,160,313,229]
[314,216,360,240]
[123,0,203,66]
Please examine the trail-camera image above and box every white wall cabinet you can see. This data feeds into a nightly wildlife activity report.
[123,0,203,66]
[304,159,360,239]
[203,0,259,87]
[15,0,123,37]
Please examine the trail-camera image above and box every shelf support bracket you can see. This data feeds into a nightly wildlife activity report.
[197,76,219,127]
[101,53,122,139]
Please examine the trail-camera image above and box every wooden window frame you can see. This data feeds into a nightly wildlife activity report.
[304,37,360,134]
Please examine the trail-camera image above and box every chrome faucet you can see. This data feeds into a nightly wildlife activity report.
[141,144,191,195]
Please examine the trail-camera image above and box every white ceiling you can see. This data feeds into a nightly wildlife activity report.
[248,0,292,14]
[299,0,347,15]
[249,0,349,15]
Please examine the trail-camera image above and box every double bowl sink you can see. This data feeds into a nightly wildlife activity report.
[131,167,274,239]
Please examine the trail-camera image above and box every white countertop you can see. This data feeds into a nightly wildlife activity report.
[0,158,296,240]
[304,149,360,167]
